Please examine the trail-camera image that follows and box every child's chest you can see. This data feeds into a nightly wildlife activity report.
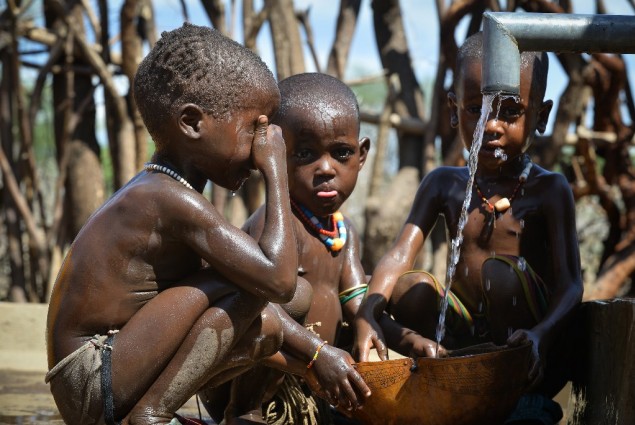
[296,233,345,293]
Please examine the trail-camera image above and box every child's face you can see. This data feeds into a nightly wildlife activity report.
[199,89,279,190]
[283,107,369,217]
[449,58,552,171]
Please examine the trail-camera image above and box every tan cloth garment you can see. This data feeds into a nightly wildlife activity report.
[45,334,109,424]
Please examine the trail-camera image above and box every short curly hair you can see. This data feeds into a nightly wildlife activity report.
[134,23,278,146]
[275,73,360,133]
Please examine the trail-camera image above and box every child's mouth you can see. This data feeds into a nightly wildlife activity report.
[317,190,337,198]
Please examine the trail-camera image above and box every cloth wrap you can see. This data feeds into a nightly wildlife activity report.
[45,332,118,425]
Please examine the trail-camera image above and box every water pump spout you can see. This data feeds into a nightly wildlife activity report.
[481,12,635,96]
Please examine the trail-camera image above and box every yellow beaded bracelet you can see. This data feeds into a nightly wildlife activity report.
[307,341,327,369]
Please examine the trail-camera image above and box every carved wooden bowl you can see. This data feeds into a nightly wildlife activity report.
[349,343,531,425]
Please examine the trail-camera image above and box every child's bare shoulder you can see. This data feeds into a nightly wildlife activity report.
[530,165,570,192]
[419,165,468,195]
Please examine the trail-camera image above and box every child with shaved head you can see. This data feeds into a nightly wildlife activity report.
[200,72,372,424]
[354,32,582,424]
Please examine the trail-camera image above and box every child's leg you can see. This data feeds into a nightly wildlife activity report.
[108,268,282,424]
[126,296,282,424]
[389,271,441,339]
[481,257,541,345]
[198,277,313,424]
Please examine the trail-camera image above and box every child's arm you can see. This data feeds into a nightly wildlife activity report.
[338,220,369,323]
[379,313,446,358]
[507,172,583,388]
[249,116,297,300]
[263,304,371,410]
[178,117,297,303]
[353,170,445,362]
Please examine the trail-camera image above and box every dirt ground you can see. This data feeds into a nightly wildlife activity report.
[0,302,212,424]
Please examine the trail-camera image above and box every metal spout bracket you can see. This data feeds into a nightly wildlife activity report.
[482,12,635,96]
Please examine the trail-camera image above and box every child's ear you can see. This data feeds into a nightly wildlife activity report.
[358,137,371,169]
[178,104,206,139]
[448,92,459,128]
[536,99,553,134]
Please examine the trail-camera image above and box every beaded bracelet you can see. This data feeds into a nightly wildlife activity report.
[339,286,368,305]
[307,341,327,369]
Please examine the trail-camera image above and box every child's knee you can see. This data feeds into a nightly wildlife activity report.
[481,257,523,295]
[392,271,438,309]
[252,304,284,360]
[280,277,312,322]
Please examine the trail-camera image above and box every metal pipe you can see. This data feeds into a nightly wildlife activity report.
[482,12,635,95]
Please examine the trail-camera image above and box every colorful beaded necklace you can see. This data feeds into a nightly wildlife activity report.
[473,159,533,214]
[291,199,347,252]
[145,162,194,190]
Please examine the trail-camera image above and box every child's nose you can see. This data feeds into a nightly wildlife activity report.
[484,113,504,135]
[316,156,336,175]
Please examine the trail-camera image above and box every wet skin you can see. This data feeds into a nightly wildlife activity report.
[204,89,372,424]
[46,87,301,424]
[281,104,370,344]
[354,56,583,396]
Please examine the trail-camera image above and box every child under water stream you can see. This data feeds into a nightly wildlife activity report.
[353,31,583,425]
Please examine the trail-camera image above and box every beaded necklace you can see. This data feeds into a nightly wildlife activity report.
[473,159,533,214]
[144,162,194,190]
[291,199,347,252]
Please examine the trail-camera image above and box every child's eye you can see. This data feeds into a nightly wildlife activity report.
[293,149,314,162]
[466,105,482,115]
[501,107,523,119]
[334,147,355,161]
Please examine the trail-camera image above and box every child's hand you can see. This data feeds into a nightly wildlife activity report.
[404,332,447,358]
[353,314,388,362]
[304,344,371,411]
[507,329,545,390]
[251,115,286,173]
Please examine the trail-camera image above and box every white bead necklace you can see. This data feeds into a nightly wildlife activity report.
[144,162,194,190]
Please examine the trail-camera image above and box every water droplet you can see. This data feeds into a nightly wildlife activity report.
[494,148,508,161]
[486,279,491,291]
[464,265,469,276]
[519,219,525,229]
[230,191,236,197]
[478,302,484,313]
[491,250,496,257]
[521,188,525,196]
[512,296,517,306]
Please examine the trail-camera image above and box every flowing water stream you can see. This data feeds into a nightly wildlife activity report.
[434,93,505,352]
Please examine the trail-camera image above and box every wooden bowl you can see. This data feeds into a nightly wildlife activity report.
[349,343,531,425]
